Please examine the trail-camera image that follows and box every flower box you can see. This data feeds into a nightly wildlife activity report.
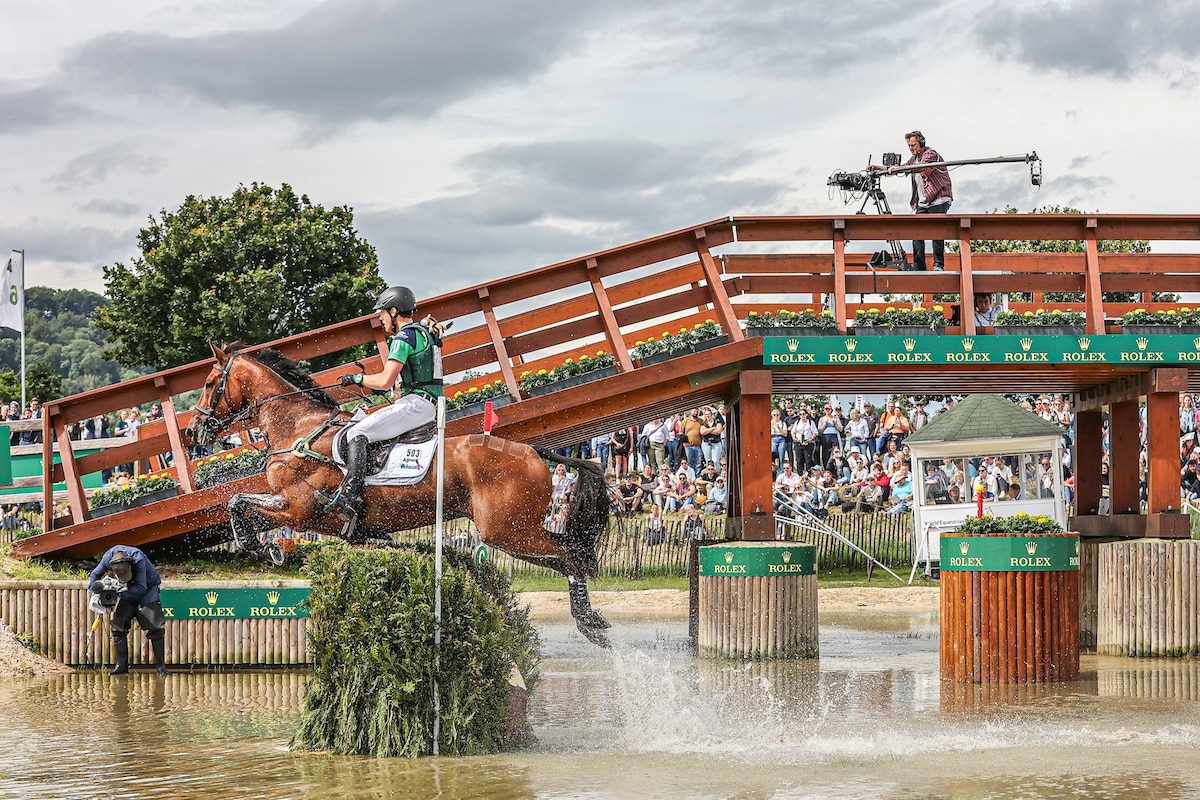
[1122,324,1200,335]
[746,327,834,338]
[446,393,515,420]
[854,326,945,336]
[528,365,619,397]
[994,325,1085,336]
[90,486,180,518]
[639,335,730,366]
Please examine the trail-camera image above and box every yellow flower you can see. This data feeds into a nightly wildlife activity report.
[537,369,548,376]
[1181,307,1191,313]
[1023,311,1034,318]
[121,484,132,491]
[705,318,714,324]
[1051,309,1062,316]
[520,370,531,379]
[467,386,479,394]
[885,306,896,313]
[453,391,464,400]
[226,452,238,460]
[778,309,788,315]
[1133,308,1146,315]
[680,327,689,334]
[563,358,573,365]
[596,350,606,357]
[635,340,645,347]
[1037,516,1049,524]
[821,309,832,316]
[494,379,504,386]
[748,311,759,318]
[933,305,944,312]
[694,323,704,330]
[662,331,671,338]
[1167,309,1177,316]
[579,354,589,361]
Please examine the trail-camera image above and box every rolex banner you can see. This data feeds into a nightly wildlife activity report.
[763,334,1200,366]
[0,251,23,333]
[159,587,310,619]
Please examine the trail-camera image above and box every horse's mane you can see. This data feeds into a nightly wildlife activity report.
[225,342,340,410]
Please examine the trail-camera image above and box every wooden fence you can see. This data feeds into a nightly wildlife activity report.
[402,510,913,579]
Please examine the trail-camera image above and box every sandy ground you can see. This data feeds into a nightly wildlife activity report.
[0,623,70,678]
[519,586,939,619]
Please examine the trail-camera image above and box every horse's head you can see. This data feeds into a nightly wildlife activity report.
[187,343,252,447]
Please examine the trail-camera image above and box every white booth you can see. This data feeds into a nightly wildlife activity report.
[904,395,1069,578]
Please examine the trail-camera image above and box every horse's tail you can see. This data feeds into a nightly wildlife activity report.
[535,448,617,578]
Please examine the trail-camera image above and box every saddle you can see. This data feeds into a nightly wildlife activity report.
[333,421,438,477]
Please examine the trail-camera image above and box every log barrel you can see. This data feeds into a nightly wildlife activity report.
[697,541,817,659]
[940,532,1080,683]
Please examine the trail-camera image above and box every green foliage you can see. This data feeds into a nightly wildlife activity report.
[88,473,179,510]
[629,319,723,360]
[955,513,1063,535]
[96,183,383,371]
[994,308,1087,326]
[193,447,268,489]
[955,205,1176,304]
[294,546,539,757]
[853,305,948,329]
[1120,307,1200,326]
[744,309,837,328]
[518,350,617,392]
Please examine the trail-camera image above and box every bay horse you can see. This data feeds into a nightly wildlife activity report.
[185,344,615,645]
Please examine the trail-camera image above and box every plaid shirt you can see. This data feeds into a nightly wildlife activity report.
[906,147,953,210]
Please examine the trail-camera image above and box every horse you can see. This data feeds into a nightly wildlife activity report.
[185,343,615,646]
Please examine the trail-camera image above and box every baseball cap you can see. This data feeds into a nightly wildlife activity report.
[849,446,860,454]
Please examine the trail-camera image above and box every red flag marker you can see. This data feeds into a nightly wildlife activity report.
[483,401,497,435]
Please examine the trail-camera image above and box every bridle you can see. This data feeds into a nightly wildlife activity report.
[191,353,255,440]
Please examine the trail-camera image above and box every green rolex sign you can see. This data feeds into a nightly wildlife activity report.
[698,542,816,577]
[160,587,310,619]
[939,536,1080,572]
[763,334,1200,367]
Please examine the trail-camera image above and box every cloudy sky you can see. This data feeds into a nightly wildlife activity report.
[2,0,1197,299]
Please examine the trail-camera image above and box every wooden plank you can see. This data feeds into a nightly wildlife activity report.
[1083,219,1105,335]
[959,221,977,336]
[587,260,636,373]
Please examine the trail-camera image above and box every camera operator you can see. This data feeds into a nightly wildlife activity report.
[871,131,953,271]
[88,546,169,676]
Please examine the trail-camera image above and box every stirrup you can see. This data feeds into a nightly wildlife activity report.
[315,487,349,516]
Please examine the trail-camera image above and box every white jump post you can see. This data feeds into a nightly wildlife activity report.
[432,395,447,755]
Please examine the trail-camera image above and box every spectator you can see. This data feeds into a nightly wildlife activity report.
[825,447,851,486]
[651,472,673,509]
[643,418,669,473]
[699,407,725,469]
[816,403,843,467]
[790,409,818,471]
[923,462,947,502]
[705,476,728,514]
[770,408,790,470]
[974,292,1001,326]
[681,505,708,543]
[910,401,930,432]
[886,467,914,515]
[680,409,704,472]
[551,463,574,501]
[666,470,696,512]
[615,474,644,513]
[1037,456,1056,498]
[845,408,871,455]
[645,503,666,546]
[861,402,880,457]
[878,401,910,451]
[609,428,633,477]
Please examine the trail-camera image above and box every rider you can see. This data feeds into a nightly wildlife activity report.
[319,286,444,542]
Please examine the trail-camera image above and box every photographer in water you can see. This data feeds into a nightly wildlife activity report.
[870,131,953,271]
[88,546,169,676]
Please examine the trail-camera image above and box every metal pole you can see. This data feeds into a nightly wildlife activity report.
[872,153,1039,176]
[432,395,446,756]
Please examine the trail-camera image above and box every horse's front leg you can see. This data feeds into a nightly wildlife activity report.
[568,574,611,648]
[228,492,290,554]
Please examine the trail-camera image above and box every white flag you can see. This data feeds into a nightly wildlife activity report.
[0,251,23,333]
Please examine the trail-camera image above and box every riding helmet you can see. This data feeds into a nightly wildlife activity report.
[372,286,417,316]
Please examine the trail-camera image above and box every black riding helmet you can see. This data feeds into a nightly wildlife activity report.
[372,286,417,316]
[110,550,134,583]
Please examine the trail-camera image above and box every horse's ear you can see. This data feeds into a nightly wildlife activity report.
[211,343,230,365]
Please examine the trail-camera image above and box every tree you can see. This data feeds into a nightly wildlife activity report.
[95,183,383,370]
[0,362,64,403]
[949,205,1175,304]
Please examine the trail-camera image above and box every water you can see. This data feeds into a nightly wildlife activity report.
[2,607,1199,799]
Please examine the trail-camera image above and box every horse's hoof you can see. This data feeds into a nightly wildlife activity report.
[576,621,611,649]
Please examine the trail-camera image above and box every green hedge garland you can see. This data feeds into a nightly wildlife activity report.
[294,545,539,757]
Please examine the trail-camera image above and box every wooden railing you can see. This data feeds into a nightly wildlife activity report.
[32,213,1200,537]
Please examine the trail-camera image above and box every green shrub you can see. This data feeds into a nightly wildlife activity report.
[294,546,539,757]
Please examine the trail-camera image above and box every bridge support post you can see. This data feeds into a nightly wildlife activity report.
[728,371,775,541]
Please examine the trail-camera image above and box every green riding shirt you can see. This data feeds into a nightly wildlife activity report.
[387,323,443,401]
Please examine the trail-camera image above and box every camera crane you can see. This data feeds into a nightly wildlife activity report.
[827,152,1042,269]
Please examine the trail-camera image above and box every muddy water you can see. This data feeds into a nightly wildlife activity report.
[1,608,1199,799]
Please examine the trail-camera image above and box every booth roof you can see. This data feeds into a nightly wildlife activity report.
[905,394,1066,444]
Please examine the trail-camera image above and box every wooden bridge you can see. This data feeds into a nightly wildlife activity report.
[14,213,1200,559]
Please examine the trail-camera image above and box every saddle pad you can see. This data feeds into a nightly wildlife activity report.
[332,427,439,486]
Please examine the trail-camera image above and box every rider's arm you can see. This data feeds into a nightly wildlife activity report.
[361,359,403,393]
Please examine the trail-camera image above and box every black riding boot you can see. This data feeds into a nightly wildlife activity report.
[316,435,370,544]
[109,639,129,676]
[151,636,169,677]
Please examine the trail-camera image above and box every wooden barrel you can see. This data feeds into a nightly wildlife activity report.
[697,541,817,659]
[940,532,1080,683]
[1096,539,1200,657]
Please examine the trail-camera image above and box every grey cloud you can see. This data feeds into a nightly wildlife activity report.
[1,220,134,273]
[80,198,145,217]
[358,138,788,297]
[0,85,95,134]
[51,143,165,188]
[976,0,1200,78]
[61,0,614,128]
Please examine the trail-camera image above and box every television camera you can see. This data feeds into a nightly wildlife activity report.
[827,151,1043,269]
[89,574,125,614]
